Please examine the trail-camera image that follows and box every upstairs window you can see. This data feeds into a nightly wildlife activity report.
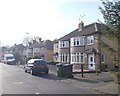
[59,41,69,48]
[87,36,94,45]
[71,36,84,46]
[33,48,40,53]
[54,43,59,50]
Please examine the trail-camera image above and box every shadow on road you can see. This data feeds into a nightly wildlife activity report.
[34,73,68,81]
[73,77,100,83]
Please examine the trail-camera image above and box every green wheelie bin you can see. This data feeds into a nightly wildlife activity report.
[56,63,64,77]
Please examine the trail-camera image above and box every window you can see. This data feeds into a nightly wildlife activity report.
[101,54,105,63]
[71,53,84,64]
[87,36,94,45]
[33,48,40,53]
[54,43,58,50]
[59,41,69,48]
[81,53,84,63]
[60,53,69,62]
[71,37,84,46]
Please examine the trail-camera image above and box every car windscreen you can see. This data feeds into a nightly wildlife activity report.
[6,57,14,60]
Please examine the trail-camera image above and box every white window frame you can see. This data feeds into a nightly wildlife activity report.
[60,53,69,63]
[59,41,69,48]
[71,53,84,64]
[101,54,105,63]
[54,43,59,50]
[33,48,40,53]
[87,36,94,45]
[71,36,84,46]
[27,48,32,53]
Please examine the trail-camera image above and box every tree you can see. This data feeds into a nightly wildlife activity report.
[99,0,120,67]
[22,37,33,47]
[13,51,21,63]
[99,0,120,83]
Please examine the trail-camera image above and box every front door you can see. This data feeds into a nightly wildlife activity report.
[88,54,95,70]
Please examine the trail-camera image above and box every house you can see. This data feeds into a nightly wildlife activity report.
[53,21,116,71]
[25,38,53,62]
[9,44,26,64]
[1,46,10,61]
[0,49,1,62]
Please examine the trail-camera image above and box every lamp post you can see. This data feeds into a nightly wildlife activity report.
[26,32,29,62]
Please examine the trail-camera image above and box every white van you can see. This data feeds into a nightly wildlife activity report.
[4,54,16,64]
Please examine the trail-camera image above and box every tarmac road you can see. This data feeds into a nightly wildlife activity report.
[0,63,2,95]
[1,63,99,94]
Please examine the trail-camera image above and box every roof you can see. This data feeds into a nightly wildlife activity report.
[10,44,25,51]
[59,22,102,41]
[28,40,53,50]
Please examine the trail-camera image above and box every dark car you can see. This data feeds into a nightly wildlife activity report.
[25,59,48,75]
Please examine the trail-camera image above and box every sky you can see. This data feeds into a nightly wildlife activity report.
[0,0,105,46]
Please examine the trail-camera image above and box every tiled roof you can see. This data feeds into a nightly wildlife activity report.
[10,44,25,50]
[28,40,53,50]
[59,22,101,41]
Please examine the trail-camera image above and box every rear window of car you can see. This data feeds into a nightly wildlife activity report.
[34,60,47,65]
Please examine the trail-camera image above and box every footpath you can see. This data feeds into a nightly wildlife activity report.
[18,64,119,95]
[49,70,119,95]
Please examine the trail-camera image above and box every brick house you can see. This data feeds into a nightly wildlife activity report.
[53,21,116,71]
[9,44,26,64]
[25,39,53,62]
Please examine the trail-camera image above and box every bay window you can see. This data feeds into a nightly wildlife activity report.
[71,53,84,64]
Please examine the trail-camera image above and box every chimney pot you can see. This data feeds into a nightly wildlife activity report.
[78,21,84,31]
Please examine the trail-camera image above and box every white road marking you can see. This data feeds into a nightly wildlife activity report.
[14,82,24,85]
[35,92,40,94]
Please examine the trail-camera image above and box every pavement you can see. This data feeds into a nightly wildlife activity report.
[17,64,119,95]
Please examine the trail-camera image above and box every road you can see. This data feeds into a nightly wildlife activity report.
[0,63,2,95]
[1,63,98,94]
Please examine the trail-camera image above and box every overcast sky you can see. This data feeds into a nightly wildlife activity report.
[0,0,104,46]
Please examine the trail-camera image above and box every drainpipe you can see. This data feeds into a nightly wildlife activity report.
[69,40,71,64]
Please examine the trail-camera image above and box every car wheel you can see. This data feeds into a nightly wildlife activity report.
[25,70,27,73]
[30,69,34,75]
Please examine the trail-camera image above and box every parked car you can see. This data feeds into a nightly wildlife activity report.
[24,59,49,75]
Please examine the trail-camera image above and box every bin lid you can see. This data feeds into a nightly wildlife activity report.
[63,64,72,66]
[56,63,63,66]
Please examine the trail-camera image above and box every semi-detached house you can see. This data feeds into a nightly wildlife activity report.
[53,21,116,71]
[24,39,53,62]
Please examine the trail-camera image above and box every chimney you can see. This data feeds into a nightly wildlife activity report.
[39,38,42,42]
[78,21,84,31]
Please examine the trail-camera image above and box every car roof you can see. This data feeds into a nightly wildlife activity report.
[27,59,44,63]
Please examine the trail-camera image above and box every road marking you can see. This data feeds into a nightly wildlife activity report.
[14,82,23,85]
[35,92,40,94]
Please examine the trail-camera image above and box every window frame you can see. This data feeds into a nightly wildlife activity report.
[71,36,84,46]
[59,41,69,48]
[71,53,84,64]
[87,36,94,45]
